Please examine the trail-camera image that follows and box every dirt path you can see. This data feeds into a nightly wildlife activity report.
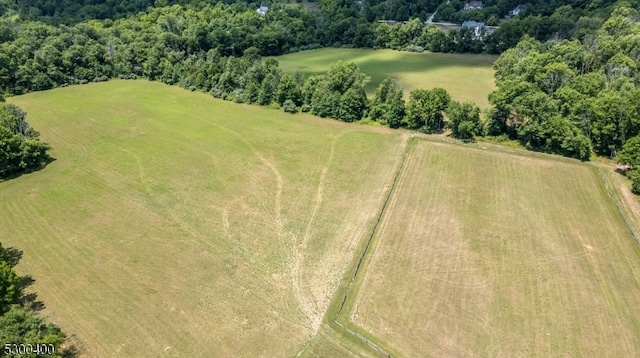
[291,131,354,336]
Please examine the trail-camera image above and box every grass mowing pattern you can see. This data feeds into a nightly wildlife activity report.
[349,140,640,357]
[4,80,640,358]
[2,80,406,357]
[276,48,497,109]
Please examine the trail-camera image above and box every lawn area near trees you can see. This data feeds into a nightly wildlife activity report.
[276,48,497,109]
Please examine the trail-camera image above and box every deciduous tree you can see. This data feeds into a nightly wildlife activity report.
[446,101,483,141]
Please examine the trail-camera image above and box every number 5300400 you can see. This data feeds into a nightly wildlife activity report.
[3,343,56,356]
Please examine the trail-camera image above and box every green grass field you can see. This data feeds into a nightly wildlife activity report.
[4,80,640,358]
[276,48,498,109]
[344,139,640,357]
[2,80,406,357]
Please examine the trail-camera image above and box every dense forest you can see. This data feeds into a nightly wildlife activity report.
[0,0,632,96]
[488,5,640,161]
[2,0,634,55]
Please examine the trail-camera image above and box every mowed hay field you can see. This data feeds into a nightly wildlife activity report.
[276,48,497,109]
[2,80,407,357]
[348,140,640,357]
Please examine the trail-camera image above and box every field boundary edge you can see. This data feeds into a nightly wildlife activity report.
[592,164,640,247]
[321,135,418,358]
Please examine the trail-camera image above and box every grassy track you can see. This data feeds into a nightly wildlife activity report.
[2,80,406,357]
[347,140,640,357]
[276,48,497,109]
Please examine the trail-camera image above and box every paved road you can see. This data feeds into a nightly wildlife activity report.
[425,0,450,24]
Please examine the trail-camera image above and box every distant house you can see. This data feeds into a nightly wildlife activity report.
[461,20,485,38]
[463,1,483,11]
[256,6,268,16]
[511,5,524,16]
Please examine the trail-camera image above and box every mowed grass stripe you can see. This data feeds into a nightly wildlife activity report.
[276,48,497,108]
[4,80,406,357]
[350,140,640,357]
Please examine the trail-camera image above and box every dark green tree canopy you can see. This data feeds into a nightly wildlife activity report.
[617,136,640,168]
[446,101,483,141]
[488,4,640,163]
[370,77,406,128]
[406,88,451,132]
[305,61,369,122]
[0,104,50,179]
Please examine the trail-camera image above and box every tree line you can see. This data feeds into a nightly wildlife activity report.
[3,2,640,192]
[296,61,483,141]
[0,1,610,100]
[1,0,627,59]
[489,4,640,160]
[0,3,322,95]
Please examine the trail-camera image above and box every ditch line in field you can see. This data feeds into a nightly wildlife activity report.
[319,135,417,358]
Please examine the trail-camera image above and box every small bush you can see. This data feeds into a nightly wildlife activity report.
[210,88,224,98]
[300,104,312,113]
[403,45,424,53]
[631,171,640,195]
[300,43,321,51]
[358,118,381,126]
[282,99,298,113]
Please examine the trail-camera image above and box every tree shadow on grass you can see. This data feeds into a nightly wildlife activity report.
[61,335,84,358]
[0,156,56,182]
[1,246,23,267]
[1,246,44,311]
[1,245,79,357]
[13,266,47,312]
[19,291,46,311]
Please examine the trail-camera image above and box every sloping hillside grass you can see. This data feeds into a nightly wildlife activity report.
[3,80,406,357]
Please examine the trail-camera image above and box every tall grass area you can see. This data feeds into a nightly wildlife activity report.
[276,48,497,109]
[2,80,406,357]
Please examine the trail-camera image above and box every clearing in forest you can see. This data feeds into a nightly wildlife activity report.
[5,79,640,358]
[276,48,497,109]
